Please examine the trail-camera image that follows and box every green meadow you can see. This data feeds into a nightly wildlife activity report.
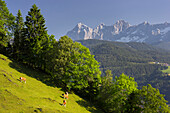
[162,66,170,74]
[0,54,103,113]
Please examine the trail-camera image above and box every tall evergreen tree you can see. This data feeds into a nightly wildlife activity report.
[41,34,56,72]
[24,4,48,67]
[13,10,24,60]
[97,70,114,108]
[0,0,15,53]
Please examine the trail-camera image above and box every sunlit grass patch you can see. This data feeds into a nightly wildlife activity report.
[0,54,103,113]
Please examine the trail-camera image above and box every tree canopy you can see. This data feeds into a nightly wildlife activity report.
[0,0,15,52]
[98,73,138,113]
[98,72,170,113]
[139,84,169,112]
[54,36,101,93]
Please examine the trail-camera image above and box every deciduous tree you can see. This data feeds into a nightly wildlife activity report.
[98,73,138,113]
[139,84,170,113]
[125,84,170,113]
[54,36,101,95]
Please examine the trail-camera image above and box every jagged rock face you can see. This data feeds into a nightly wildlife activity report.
[66,23,93,40]
[113,20,130,34]
[93,23,105,40]
[66,20,170,44]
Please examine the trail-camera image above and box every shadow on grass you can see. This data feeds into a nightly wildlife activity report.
[60,95,64,99]
[76,100,103,113]
[8,61,56,87]
[59,103,63,106]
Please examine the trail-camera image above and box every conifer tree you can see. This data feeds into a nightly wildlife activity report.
[0,0,15,53]
[41,34,56,72]
[97,70,114,107]
[24,4,48,67]
[13,10,24,60]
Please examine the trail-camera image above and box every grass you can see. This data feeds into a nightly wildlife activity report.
[0,54,103,113]
[162,66,170,74]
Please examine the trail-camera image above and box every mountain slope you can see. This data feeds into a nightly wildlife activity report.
[0,54,102,113]
[76,39,170,103]
[154,41,170,51]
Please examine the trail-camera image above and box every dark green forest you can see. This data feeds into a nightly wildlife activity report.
[78,39,170,104]
[0,0,170,112]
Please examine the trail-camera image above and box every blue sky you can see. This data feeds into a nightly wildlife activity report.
[4,0,170,39]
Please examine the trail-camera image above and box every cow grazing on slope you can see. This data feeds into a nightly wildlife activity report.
[63,94,69,99]
[62,92,69,99]
[63,100,66,107]
[20,77,26,83]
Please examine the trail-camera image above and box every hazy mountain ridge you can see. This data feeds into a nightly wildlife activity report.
[77,39,163,51]
[67,20,170,50]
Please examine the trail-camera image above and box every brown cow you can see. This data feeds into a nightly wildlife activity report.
[20,77,26,83]
[63,94,69,99]
[63,92,69,99]
[63,100,66,107]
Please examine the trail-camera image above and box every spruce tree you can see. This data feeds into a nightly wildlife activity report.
[0,0,15,53]
[24,4,48,67]
[13,10,24,60]
[98,70,114,107]
[41,34,56,72]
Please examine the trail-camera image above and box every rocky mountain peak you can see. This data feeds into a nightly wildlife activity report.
[76,22,89,29]
[66,20,170,44]
[115,20,129,25]
[139,21,150,26]
[113,20,130,34]
[95,23,105,31]
[143,21,149,25]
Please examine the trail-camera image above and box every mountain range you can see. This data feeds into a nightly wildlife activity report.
[66,20,170,50]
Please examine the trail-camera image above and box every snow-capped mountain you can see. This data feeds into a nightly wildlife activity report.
[66,20,170,45]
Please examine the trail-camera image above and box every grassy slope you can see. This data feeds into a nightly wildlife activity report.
[0,54,102,113]
[162,66,170,74]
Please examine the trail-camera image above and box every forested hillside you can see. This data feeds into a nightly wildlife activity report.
[77,39,170,103]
